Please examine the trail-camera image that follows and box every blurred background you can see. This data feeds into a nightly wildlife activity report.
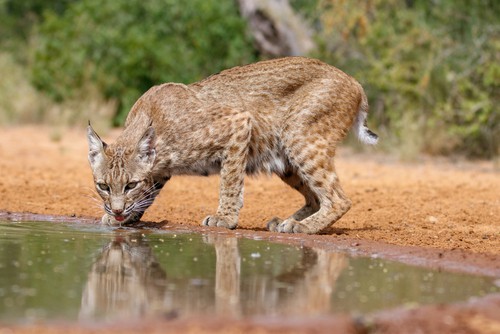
[0,0,498,159]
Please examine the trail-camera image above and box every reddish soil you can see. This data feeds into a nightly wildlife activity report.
[0,125,499,333]
[3,293,500,334]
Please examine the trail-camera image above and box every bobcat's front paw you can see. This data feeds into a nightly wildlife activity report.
[269,218,312,234]
[267,217,283,232]
[202,215,238,230]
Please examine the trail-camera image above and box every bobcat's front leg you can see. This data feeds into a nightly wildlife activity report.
[203,114,251,230]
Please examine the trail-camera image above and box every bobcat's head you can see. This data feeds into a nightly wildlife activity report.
[86,124,158,224]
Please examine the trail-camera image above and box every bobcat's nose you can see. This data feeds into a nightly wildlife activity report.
[112,209,123,215]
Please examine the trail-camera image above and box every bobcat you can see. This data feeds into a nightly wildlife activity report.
[87,57,378,234]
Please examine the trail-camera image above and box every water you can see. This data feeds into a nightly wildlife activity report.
[0,221,498,324]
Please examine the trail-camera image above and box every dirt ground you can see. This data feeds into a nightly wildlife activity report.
[1,126,498,254]
[1,125,499,333]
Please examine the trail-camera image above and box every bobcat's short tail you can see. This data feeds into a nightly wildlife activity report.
[353,88,378,145]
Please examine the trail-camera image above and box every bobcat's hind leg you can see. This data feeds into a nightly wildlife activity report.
[275,159,352,234]
[267,167,319,231]
[273,89,356,234]
[202,114,251,230]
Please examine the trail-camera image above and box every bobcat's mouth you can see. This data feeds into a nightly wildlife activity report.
[104,204,136,224]
[113,210,143,224]
[113,211,135,223]
[103,200,149,225]
[115,215,126,222]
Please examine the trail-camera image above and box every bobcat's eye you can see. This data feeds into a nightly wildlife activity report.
[97,183,109,192]
[125,181,138,191]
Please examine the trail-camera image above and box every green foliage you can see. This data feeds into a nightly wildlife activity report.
[31,0,256,124]
[0,0,74,49]
[1,0,498,158]
[313,0,500,158]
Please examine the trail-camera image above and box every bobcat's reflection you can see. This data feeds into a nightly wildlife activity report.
[79,233,347,321]
[79,234,167,321]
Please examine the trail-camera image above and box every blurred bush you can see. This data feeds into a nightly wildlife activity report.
[0,0,498,158]
[307,0,499,158]
[30,0,256,124]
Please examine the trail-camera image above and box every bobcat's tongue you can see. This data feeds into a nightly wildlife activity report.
[115,215,125,222]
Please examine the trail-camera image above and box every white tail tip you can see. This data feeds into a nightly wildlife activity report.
[358,127,379,145]
[354,111,379,145]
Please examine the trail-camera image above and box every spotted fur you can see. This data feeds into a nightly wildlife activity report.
[87,57,378,234]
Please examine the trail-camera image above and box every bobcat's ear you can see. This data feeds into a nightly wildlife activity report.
[87,122,107,166]
[136,126,156,166]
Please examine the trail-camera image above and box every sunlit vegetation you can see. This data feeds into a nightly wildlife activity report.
[0,0,498,158]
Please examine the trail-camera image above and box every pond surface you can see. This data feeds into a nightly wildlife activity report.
[0,221,498,324]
